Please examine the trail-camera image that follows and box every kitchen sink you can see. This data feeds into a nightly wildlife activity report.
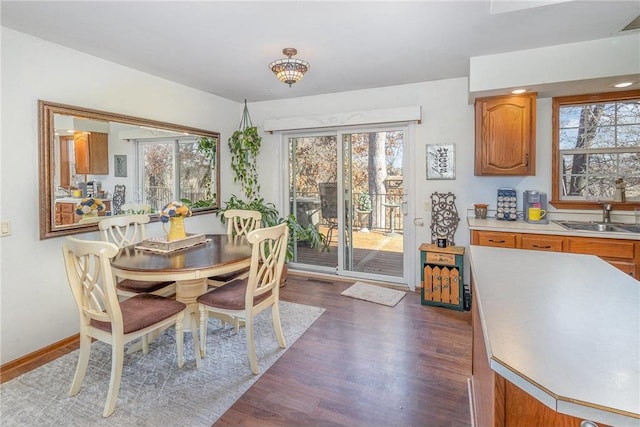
[616,224,640,233]
[553,221,636,233]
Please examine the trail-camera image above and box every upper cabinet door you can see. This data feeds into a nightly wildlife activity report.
[474,93,536,176]
[74,131,109,175]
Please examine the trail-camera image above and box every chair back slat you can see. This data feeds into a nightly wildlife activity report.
[99,214,150,248]
[224,209,262,237]
[246,223,288,300]
[63,237,122,328]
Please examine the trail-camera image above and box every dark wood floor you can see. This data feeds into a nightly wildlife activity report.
[215,274,472,427]
[2,273,472,427]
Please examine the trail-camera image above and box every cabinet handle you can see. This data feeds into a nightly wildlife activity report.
[488,239,506,243]
[525,153,529,167]
[532,244,551,249]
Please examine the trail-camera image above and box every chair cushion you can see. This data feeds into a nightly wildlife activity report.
[197,277,272,310]
[90,294,186,334]
[207,266,249,283]
[116,279,174,293]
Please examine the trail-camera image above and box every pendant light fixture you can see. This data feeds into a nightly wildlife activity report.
[269,48,310,87]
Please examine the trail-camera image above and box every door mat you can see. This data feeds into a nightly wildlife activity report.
[341,282,407,307]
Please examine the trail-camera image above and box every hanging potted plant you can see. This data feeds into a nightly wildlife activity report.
[228,100,261,201]
[219,101,325,285]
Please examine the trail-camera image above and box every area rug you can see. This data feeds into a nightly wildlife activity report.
[341,282,407,307]
[0,301,324,427]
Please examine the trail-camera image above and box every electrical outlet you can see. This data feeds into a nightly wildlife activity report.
[424,201,430,211]
[0,221,11,237]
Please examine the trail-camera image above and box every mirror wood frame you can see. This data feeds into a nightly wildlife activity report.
[39,100,221,239]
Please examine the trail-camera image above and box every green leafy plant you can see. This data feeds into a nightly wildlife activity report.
[180,136,219,209]
[220,102,324,262]
[217,195,324,261]
[357,191,372,212]
[181,197,215,209]
[229,102,261,200]
[196,136,217,167]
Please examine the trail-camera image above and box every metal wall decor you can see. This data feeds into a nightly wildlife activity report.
[114,155,127,177]
[430,192,460,245]
[426,144,455,180]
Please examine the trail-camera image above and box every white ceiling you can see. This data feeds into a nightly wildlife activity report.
[2,1,639,103]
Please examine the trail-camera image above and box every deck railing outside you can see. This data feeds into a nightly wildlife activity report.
[292,191,404,233]
[144,186,207,212]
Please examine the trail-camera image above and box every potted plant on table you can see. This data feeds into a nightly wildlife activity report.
[355,191,372,232]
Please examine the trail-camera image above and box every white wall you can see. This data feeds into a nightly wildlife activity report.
[0,28,243,364]
[248,79,554,288]
[1,26,633,364]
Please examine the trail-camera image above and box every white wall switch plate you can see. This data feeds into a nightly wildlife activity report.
[0,221,11,237]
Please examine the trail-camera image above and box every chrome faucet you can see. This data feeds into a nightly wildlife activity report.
[602,203,612,223]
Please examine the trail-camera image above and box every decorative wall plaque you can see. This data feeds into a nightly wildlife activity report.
[426,144,455,180]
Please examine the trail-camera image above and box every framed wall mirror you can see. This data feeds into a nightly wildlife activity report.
[39,100,220,239]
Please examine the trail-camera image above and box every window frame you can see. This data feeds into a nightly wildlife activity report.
[136,136,216,212]
[551,89,640,210]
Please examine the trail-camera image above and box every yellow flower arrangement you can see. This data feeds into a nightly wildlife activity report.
[75,198,105,216]
[159,201,192,223]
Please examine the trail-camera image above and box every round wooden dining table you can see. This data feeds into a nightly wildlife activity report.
[110,234,252,365]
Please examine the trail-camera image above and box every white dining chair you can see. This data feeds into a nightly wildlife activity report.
[206,209,262,331]
[207,209,262,288]
[99,214,176,298]
[63,236,188,417]
[198,223,288,374]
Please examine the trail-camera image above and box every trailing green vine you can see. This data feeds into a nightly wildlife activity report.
[228,101,261,200]
[229,127,261,200]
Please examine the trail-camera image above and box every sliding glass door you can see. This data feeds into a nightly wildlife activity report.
[288,125,409,284]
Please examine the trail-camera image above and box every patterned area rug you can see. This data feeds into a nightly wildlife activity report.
[341,282,407,307]
[0,301,324,427]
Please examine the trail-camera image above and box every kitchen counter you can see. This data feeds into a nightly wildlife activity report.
[469,245,640,426]
[55,197,111,203]
[468,217,639,240]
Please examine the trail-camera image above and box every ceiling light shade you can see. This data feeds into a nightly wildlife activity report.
[269,48,310,87]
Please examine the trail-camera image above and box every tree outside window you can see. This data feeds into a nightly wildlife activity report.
[552,90,640,209]
[137,137,213,212]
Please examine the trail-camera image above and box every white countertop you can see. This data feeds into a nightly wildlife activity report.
[55,197,112,203]
[468,217,640,240]
[469,245,640,426]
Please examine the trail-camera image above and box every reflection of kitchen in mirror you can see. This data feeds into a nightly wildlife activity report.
[51,112,219,228]
[41,100,221,239]
[53,114,113,226]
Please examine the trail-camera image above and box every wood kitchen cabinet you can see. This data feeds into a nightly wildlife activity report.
[74,131,109,175]
[54,200,111,226]
[472,231,517,248]
[55,202,75,225]
[471,230,640,278]
[474,93,536,176]
[566,236,637,277]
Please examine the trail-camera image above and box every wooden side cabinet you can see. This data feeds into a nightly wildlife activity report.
[475,93,536,176]
[419,244,465,311]
[74,131,109,175]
